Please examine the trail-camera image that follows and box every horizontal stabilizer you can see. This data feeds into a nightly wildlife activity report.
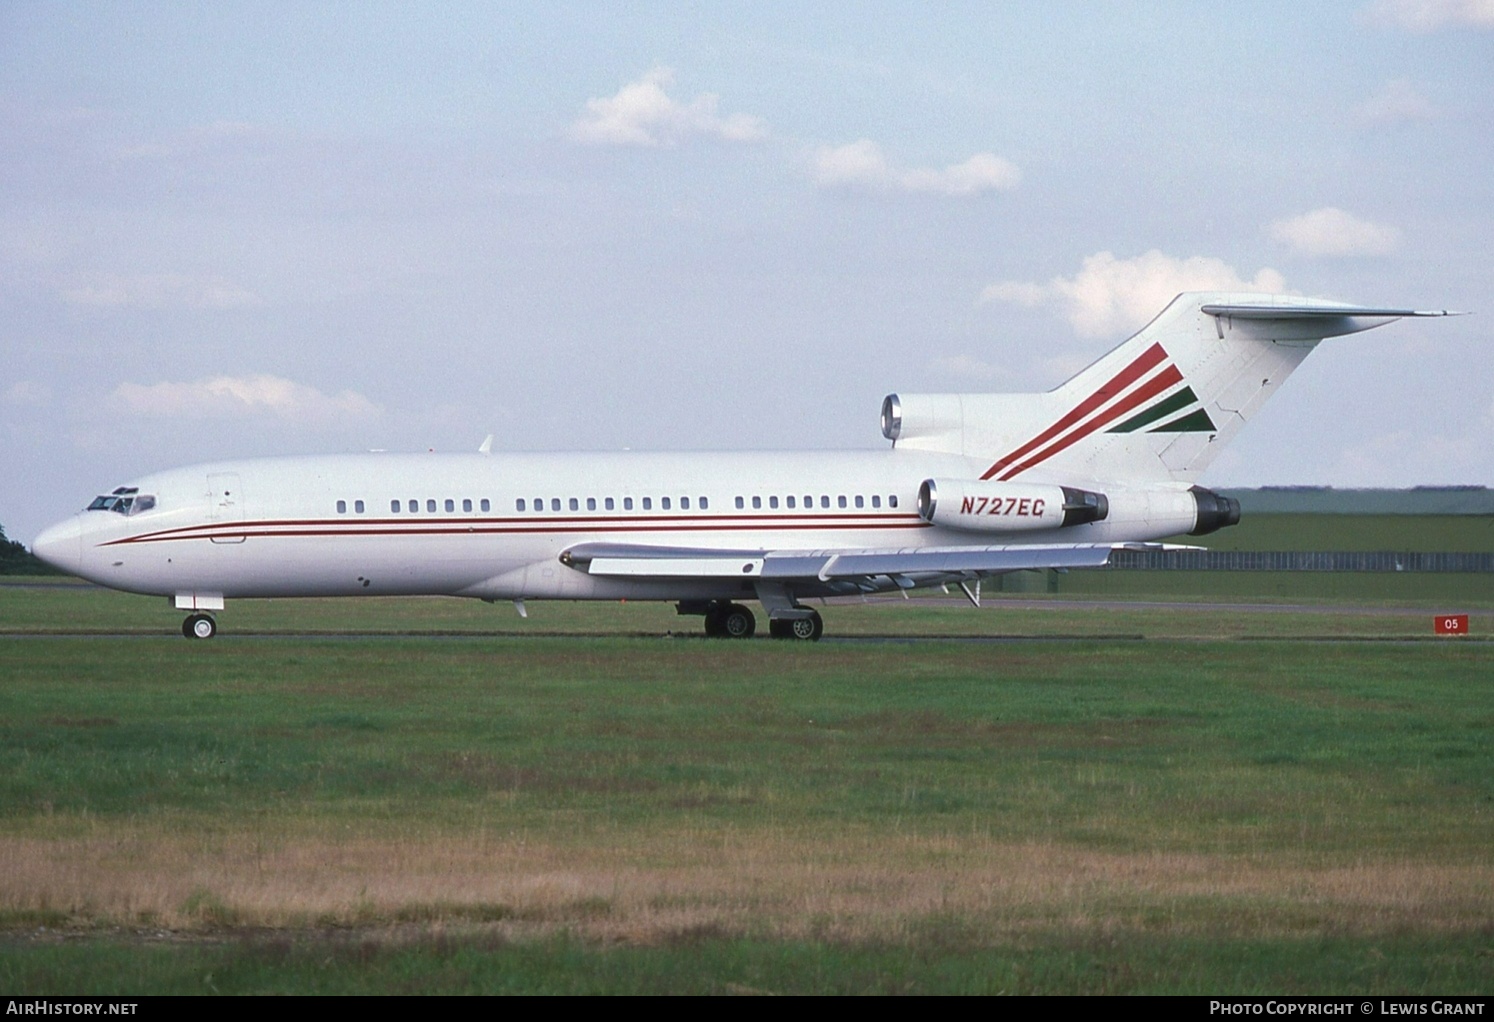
[1201,301,1463,341]
[1201,303,1459,319]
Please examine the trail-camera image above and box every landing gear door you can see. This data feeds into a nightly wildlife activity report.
[207,472,246,543]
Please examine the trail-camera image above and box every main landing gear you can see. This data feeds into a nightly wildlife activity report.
[686,601,824,641]
[703,601,756,639]
[181,613,217,640]
[768,612,824,642]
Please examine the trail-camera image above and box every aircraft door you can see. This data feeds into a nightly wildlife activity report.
[207,472,246,543]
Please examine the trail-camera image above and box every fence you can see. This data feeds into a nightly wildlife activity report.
[1105,550,1494,573]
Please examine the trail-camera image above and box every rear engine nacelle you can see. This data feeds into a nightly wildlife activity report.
[1188,486,1241,536]
[918,479,1109,533]
[1101,485,1241,537]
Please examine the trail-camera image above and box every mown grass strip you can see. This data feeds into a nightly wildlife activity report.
[1,595,1490,993]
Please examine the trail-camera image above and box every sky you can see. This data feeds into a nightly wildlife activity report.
[2,1,1492,544]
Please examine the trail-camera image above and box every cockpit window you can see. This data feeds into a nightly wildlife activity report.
[86,492,157,515]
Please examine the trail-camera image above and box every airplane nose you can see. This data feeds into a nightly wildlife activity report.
[31,516,84,576]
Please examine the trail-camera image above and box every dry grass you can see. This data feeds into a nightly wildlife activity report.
[4,817,1489,944]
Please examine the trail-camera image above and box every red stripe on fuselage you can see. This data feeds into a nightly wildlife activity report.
[981,342,1168,480]
[102,514,931,547]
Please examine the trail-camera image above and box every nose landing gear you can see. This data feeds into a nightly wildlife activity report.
[182,613,217,640]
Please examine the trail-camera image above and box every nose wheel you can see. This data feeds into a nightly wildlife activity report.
[182,613,217,640]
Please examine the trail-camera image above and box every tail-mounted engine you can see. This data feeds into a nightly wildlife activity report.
[918,479,1239,537]
[1188,486,1241,536]
[918,479,1109,533]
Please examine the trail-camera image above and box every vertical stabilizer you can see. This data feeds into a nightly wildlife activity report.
[886,293,1451,485]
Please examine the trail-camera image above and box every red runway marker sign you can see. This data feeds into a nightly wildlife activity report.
[1434,614,1469,636]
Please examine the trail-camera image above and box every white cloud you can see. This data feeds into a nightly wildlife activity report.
[61,273,262,310]
[111,374,381,424]
[1355,78,1440,125]
[980,250,1288,338]
[812,140,1020,196]
[1362,0,1494,30]
[1268,207,1401,257]
[569,67,767,147]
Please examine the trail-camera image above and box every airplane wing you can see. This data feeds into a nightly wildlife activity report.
[560,540,1121,593]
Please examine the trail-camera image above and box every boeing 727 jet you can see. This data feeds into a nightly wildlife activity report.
[32,292,1453,640]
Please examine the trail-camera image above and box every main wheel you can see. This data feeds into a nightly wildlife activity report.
[788,611,823,642]
[182,613,217,640]
[720,603,756,639]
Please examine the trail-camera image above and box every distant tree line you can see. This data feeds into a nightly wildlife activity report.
[0,524,61,575]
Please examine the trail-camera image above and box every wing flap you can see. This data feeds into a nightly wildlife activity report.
[587,555,765,578]
[563,541,1116,583]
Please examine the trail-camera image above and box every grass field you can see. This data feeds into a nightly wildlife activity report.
[1,582,1491,993]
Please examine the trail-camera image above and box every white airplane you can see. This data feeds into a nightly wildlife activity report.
[32,292,1453,640]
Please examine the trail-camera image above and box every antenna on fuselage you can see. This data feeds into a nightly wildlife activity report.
[478,434,494,455]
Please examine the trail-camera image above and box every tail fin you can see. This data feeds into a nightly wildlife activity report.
[884,292,1453,484]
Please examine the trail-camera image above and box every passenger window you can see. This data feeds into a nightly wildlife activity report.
[463,499,472,512]
[735,496,744,509]
[533,497,543,512]
[409,500,419,513]
[391,500,401,513]
[752,496,762,509]
[889,495,898,508]
[855,495,864,508]
[804,495,812,509]
[820,496,830,508]
[661,497,671,510]
[355,500,365,514]
[838,496,847,508]
[624,497,634,511]
[642,497,652,510]
[786,496,795,509]
[480,499,491,512]
[445,499,455,512]
[569,497,579,511]
[587,497,596,511]
[700,497,708,510]
[551,498,561,511]
[871,495,881,508]
[605,497,615,511]
[769,496,778,509]
[337,500,347,514]
[517,498,526,512]
[427,499,437,513]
